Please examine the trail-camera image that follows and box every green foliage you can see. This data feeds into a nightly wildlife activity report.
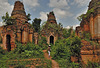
[51,35,81,67]
[45,23,62,32]
[32,18,41,32]
[7,59,51,68]
[77,14,85,21]
[26,13,31,21]
[51,36,81,59]
[38,36,48,50]
[2,12,16,25]
[5,42,44,59]
[62,28,72,38]
[51,39,71,60]
[41,22,63,39]
[40,21,47,31]
[0,43,52,68]
[82,31,91,41]
[0,46,8,67]
[56,58,80,68]
[0,46,6,58]
[77,8,94,21]
[70,36,81,57]
[86,61,100,68]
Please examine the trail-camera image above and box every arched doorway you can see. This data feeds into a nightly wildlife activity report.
[6,35,11,51]
[50,36,54,44]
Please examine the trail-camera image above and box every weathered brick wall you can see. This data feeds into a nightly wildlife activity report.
[81,40,100,64]
[0,1,33,51]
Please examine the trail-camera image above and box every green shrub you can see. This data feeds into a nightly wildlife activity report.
[38,36,48,50]
[86,61,100,68]
[51,36,81,67]
[0,46,6,58]
[7,58,51,68]
[70,36,81,57]
[6,42,44,59]
[51,39,71,60]
[57,58,80,68]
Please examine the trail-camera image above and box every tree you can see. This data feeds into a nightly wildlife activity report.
[70,36,81,62]
[59,23,63,28]
[26,13,31,21]
[32,18,41,32]
[62,28,72,38]
[2,12,16,25]
[77,8,94,22]
[38,36,48,50]
[77,14,85,21]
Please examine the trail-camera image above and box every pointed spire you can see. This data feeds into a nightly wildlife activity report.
[11,1,28,23]
[47,11,57,24]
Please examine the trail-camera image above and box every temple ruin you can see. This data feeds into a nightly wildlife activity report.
[0,1,61,50]
[75,0,100,64]
[41,11,63,44]
[0,1,33,51]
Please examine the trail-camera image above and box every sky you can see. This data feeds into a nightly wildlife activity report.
[0,0,91,29]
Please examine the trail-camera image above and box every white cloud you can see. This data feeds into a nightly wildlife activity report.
[73,24,80,29]
[0,0,13,17]
[65,26,70,29]
[49,0,69,9]
[40,12,49,22]
[39,8,73,24]
[0,22,5,26]
[72,0,91,7]
[53,8,73,19]
[22,0,40,12]
[23,0,39,8]
[74,7,88,20]
[65,24,79,29]
[48,0,73,20]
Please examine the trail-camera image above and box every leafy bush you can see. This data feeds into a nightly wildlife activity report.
[7,58,51,68]
[51,36,81,60]
[51,39,71,60]
[51,36,81,67]
[38,36,48,50]
[86,61,100,68]
[6,42,44,59]
[0,46,6,58]
[70,36,81,57]
[57,58,80,68]
[2,12,16,25]
[0,43,50,68]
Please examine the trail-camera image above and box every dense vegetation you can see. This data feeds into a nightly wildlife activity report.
[1,12,100,68]
[32,18,41,32]
[0,42,51,68]
[2,12,16,25]
[51,36,81,68]
[38,36,48,50]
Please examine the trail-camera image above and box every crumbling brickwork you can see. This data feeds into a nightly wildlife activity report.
[75,0,100,64]
[0,1,33,51]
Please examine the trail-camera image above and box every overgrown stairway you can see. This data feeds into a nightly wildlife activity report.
[43,50,59,68]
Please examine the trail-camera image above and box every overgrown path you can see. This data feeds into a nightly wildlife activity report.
[43,50,59,68]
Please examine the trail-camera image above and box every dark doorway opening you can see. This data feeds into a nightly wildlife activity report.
[50,36,54,44]
[6,35,11,52]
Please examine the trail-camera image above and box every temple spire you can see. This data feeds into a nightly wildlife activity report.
[47,11,57,24]
[11,1,28,23]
